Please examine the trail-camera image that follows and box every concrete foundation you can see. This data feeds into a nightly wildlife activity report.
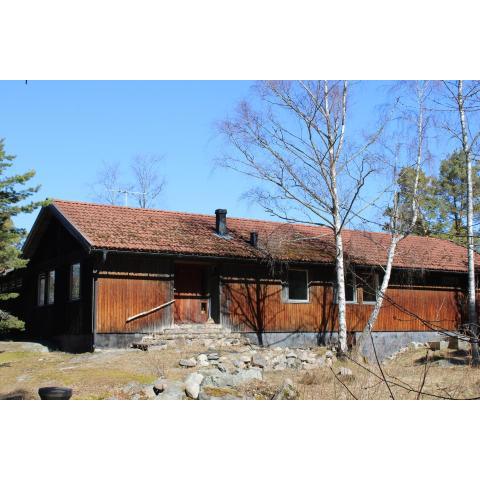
[244,331,338,348]
[245,331,447,361]
[94,333,146,349]
[354,331,446,361]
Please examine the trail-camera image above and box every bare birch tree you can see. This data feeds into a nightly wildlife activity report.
[91,160,123,205]
[218,81,387,354]
[437,80,480,365]
[129,154,166,208]
[356,81,431,356]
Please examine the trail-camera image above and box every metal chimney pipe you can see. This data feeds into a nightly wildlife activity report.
[215,209,227,236]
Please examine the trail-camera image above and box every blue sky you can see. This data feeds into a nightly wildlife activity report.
[0,80,451,232]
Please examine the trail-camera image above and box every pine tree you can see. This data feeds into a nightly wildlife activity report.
[0,138,44,330]
[434,150,480,245]
[384,166,438,236]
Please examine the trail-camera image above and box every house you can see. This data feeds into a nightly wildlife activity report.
[7,199,476,353]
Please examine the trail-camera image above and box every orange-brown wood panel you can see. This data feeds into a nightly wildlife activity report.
[174,264,209,324]
[221,279,464,333]
[96,275,173,333]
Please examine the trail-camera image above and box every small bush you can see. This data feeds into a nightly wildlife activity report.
[0,311,25,335]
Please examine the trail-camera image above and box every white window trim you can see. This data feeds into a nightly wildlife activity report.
[284,269,310,303]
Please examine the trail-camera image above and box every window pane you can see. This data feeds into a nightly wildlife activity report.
[47,270,55,304]
[345,272,355,302]
[38,274,46,306]
[70,263,81,300]
[288,270,308,301]
[363,273,377,302]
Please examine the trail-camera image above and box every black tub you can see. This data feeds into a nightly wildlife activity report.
[38,387,73,400]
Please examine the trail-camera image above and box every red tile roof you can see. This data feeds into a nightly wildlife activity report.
[50,200,474,272]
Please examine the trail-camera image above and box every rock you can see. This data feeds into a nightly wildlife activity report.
[285,352,297,359]
[202,367,262,388]
[297,350,311,362]
[233,359,245,369]
[251,354,268,369]
[217,363,227,373]
[179,357,197,368]
[155,381,186,400]
[197,354,208,363]
[240,354,252,363]
[273,378,299,400]
[207,353,220,361]
[142,385,157,399]
[273,363,286,371]
[301,362,316,370]
[153,379,167,394]
[286,357,299,369]
[338,367,353,376]
[325,350,334,359]
[316,357,325,367]
[410,341,426,349]
[185,373,204,399]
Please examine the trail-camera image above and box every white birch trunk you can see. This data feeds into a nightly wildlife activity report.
[334,217,348,354]
[458,80,480,364]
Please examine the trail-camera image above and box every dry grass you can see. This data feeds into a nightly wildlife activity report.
[2,341,480,400]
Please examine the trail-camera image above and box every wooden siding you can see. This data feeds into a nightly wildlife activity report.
[96,274,173,333]
[220,263,465,334]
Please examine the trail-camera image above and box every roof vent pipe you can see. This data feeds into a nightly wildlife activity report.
[215,209,228,236]
[250,231,258,247]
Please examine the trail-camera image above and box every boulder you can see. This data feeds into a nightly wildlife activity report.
[153,379,167,394]
[285,352,297,359]
[286,357,299,369]
[273,379,299,400]
[251,354,268,369]
[179,357,197,368]
[155,381,186,400]
[184,373,204,399]
[240,354,252,363]
[142,385,157,399]
[202,367,262,388]
[207,353,220,361]
[325,350,334,359]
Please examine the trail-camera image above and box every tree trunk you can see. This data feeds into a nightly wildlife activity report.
[458,80,480,365]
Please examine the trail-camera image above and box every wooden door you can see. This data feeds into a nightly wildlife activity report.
[174,264,209,324]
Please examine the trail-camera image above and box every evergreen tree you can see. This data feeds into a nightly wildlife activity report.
[384,166,438,236]
[434,150,480,244]
[0,139,44,330]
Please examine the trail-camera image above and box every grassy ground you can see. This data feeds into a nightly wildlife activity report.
[1,341,480,399]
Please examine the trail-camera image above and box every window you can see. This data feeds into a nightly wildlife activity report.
[70,263,81,300]
[286,269,309,302]
[37,273,46,306]
[335,271,357,303]
[47,270,55,305]
[345,271,356,303]
[361,272,379,303]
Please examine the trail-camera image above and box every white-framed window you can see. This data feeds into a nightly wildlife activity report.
[70,263,81,300]
[37,273,46,306]
[47,270,55,305]
[285,269,309,303]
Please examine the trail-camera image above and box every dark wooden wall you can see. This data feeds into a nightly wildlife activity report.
[220,263,466,333]
[95,254,173,333]
[23,216,92,340]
